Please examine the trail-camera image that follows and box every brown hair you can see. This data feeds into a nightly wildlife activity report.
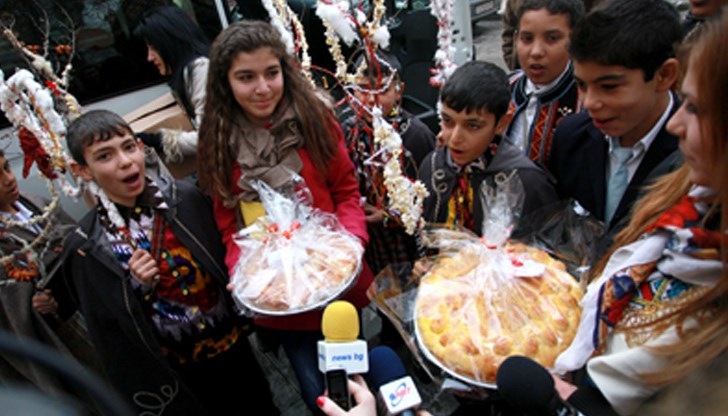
[590,12,728,385]
[66,110,135,166]
[196,20,337,203]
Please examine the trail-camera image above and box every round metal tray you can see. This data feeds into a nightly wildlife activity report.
[413,305,497,389]
[234,237,363,316]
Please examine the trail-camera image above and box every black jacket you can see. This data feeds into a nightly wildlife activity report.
[61,177,229,415]
[547,96,682,259]
[547,97,681,231]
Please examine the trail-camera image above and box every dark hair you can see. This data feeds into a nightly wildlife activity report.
[517,0,586,29]
[66,110,134,166]
[133,5,210,117]
[570,0,683,81]
[440,61,510,119]
[197,20,338,203]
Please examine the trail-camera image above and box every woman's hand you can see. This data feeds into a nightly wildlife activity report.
[128,249,160,286]
[32,289,58,315]
[317,374,376,416]
[317,374,434,416]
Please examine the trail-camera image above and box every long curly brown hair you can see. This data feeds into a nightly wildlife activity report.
[197,20,337,203]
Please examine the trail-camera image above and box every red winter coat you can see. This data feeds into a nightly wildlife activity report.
[213,124,373,331]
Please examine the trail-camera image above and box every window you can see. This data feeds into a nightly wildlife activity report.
[0,0,223,128]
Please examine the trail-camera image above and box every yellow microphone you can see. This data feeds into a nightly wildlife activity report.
[322,300,360,342]
[317,300,369,374]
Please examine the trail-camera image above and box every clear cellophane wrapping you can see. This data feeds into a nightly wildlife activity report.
[371,172,603,397]
[230,177,363,316]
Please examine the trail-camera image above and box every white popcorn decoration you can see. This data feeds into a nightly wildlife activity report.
[370,108,429,235]
[430,0,458,86]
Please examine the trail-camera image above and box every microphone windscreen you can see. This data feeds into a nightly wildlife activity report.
[368,345,407,390]
[496,355,556,412]
[321,300,360,342]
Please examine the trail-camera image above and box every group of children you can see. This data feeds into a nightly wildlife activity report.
[1,0,727,415]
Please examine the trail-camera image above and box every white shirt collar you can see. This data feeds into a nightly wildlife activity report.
[524,62,572,98]
[606,92,675,156]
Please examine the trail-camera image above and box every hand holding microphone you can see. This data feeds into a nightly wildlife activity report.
[318,374,377,416]
[368,345,423,416]
[317,372,432,416]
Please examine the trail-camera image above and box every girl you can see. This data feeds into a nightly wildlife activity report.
[197,20,373,414]
[133,5,210,168]
[543,12,728,415]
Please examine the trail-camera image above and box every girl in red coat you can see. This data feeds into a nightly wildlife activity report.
[197,20,373,414]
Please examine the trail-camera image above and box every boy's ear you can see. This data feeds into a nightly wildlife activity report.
[496,112,514,135]
[70,161,93,182]
[654,58,680,92]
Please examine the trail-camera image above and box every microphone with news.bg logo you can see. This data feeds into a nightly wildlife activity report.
[317,300,369,374]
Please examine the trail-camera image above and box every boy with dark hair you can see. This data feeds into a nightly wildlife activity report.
[505,0,585,167]
[501,0,599,71]
[62,109,277,415]
[340,49,436,275]
[547,0,683,252]
[419,61,557,237]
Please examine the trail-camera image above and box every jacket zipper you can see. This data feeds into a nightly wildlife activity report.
[121,276,159,357]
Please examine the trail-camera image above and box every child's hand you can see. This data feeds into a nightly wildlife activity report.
[363,204,384,225]
[412,258,433,279]
[128,249,160,286]
[32,289,58,315]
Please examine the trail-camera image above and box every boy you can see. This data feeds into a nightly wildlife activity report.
[0,149,100,400]
[340,50,436,275]
[547,0,683,252]
[505,0,585,167]
[419,61,557,238]
[501,0,597,70]
[62,110,277,415]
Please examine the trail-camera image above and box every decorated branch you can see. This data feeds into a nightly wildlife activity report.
[261,0,313,82]
[0,12,82,282]
[311,0,431,237]
[429,0,458,87]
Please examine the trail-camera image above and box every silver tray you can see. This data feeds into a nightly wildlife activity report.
[234,237,363,316]
[413,305,497,389]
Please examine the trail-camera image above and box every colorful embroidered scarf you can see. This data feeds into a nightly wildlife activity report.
[94,178,168,268]
[445,135,502,230]
[554,185,724,373]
